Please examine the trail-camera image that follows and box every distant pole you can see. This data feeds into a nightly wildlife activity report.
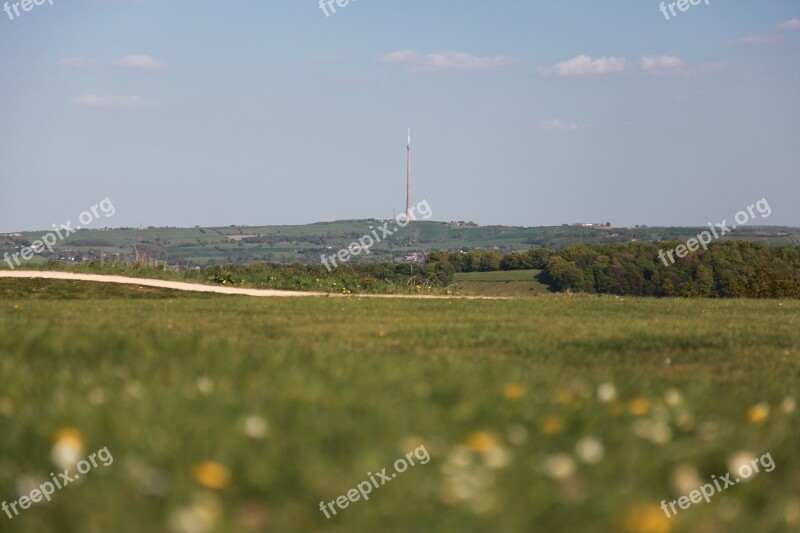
[406,128,414,220]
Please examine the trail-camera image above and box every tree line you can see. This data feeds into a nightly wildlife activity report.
[426,242,800,298]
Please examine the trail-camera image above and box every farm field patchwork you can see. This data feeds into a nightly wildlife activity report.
[0,280,798,532]
[2,222,797,267]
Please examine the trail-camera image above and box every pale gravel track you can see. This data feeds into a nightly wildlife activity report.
[0,270,507,300]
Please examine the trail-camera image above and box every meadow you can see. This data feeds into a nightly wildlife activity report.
[454,269,550,297]
[0,279,798,532]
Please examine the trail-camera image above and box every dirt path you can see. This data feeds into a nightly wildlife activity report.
[0,270,505,300]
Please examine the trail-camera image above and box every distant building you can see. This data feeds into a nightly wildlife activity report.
[396,252,427,264]
[572,222,612,228]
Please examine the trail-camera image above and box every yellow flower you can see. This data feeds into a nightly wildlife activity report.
[540,415,566,435]
[51,428,86,470]
[194,461,230,490]
[746,402,770,424]
[53,428,86,449]
[623,504,672,533]
[629,398,650,416]
[504,383,524,399]
[466,432,499,453]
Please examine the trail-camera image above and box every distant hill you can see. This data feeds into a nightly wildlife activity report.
[1,221,797,268]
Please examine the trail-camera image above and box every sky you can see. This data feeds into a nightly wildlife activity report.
[1,0,799,232]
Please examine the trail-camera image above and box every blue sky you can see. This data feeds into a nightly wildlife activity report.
[1,0,798,231]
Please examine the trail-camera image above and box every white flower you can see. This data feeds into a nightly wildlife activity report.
[51,428,86,471]
[727,451,757,482]
[543,454,576,480]
[243,416,269,439]
[670,464,701,495]
[632,420,672,444]
[575,437,604,464]
[483,446,512,470]
[664,389,683,407]
[781,397,796,414]
[596,383,617,403]
[170,492,221,533]
[196,377,214,395]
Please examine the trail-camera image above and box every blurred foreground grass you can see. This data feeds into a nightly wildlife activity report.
[0,279,798,532]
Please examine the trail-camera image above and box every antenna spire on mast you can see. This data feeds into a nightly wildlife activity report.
[406,128,413,220]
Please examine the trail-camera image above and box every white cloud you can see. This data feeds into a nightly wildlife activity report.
[640,56,726,77]
[112,54,166,71]
[377,50,522,75]
[641,55,686,75]
[537,55,626,78]
[378,50,420,64]
[540,119,591,132]
[57,57,96,70]
[73,94,158,109]
[728,35,784,45]
[776,18,800,30]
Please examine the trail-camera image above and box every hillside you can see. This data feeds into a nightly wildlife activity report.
[1,221,797,268]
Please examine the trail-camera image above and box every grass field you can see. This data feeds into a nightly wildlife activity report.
[454,269,550,297]
[0,279,798,532]
[454,270,543,281]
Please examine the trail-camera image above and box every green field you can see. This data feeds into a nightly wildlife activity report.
[454,269,550,297]
[2,222,797,267]
[455,270,543,281]
[0,280,798,532]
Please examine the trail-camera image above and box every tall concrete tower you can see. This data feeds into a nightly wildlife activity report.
[406,128,414,220]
